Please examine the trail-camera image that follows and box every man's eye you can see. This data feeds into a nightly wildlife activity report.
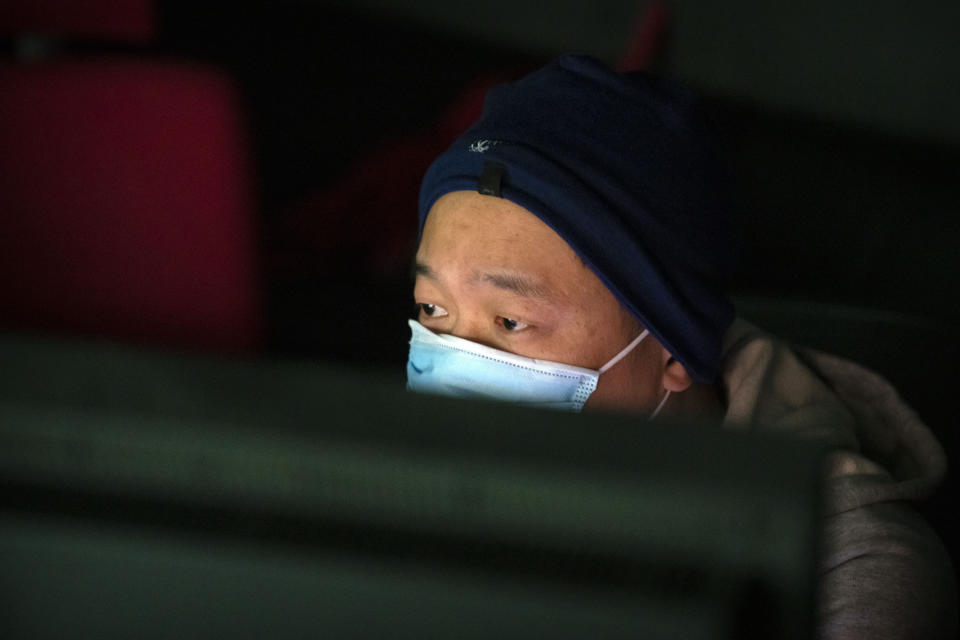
[499,317,529,332]
[419,303,448,318]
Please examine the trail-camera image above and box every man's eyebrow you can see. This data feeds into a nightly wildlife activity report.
[474,270,555,301]
[414,261,555,302]
[412,261,436,280]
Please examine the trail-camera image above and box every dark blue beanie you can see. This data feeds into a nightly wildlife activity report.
[418,54,735,383]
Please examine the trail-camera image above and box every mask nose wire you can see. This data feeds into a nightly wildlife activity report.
[598,329,649,374]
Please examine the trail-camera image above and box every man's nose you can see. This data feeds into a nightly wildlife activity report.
[448,315,499,350]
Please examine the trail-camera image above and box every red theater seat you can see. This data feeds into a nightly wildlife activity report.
[0,2,262,353]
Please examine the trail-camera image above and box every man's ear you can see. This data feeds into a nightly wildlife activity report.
[661,350,693,393]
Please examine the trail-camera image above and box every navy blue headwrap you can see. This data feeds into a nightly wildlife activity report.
[418,54,735,383]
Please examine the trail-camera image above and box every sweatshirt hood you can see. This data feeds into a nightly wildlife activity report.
[721,318,948,515]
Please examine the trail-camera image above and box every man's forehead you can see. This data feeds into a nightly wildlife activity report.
[416,191,603,300]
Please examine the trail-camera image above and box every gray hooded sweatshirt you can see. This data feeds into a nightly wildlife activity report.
[722,319,957,639]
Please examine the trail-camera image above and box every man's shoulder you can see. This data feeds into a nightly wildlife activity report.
[819,500,958,640]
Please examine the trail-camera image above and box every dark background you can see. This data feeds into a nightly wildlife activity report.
[153,1,960,558]
[4,0,957,496]
[2,0,959,618]
[152,0,960,364]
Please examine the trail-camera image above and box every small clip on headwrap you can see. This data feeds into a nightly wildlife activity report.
[477,161,505,197]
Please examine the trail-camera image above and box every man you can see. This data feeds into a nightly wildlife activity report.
[405,55,956,638]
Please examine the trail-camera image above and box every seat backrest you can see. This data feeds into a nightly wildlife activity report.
[0,2,262,353]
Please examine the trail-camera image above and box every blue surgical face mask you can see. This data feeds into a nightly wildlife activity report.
[406,319,670,416]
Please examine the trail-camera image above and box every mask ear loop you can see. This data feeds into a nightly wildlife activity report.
[649,389,671,419]
[596,329,668,418]
[598,329,649,374]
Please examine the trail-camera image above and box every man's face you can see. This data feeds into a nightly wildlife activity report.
[413,190,684,413]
